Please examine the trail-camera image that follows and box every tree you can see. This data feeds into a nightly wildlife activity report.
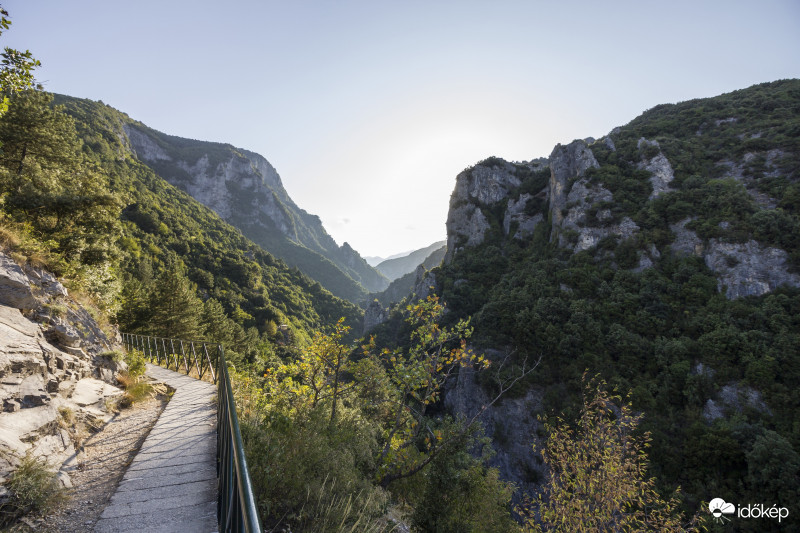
[263,318,356,423]
[520,376,701,532]
[0,5,41,117]
[201,298,235,346]
[0,90,120,267]
[149,256,203,339]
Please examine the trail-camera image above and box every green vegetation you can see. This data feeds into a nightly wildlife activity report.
[0,5,40,117]
[235,297,518,531]
[2,16,797,528]
[590,79,800,265]
[48,93,362,361]
[122,122,388,302]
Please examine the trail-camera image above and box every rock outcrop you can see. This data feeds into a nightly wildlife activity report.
[503,195,543,240]
[442,130,798,300]
[704,239,800,298]
[444,357,544,503]
[637,138,675,199]
[548,139,600,238]
[0,251,123,492]
[363,300,388,334]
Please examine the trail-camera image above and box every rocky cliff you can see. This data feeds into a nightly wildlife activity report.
[444,133,800,299]
[100,117,387,302]
[437,80,800,505]
[0,250,124,494]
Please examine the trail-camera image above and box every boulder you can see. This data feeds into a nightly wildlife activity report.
[0,252,38,310]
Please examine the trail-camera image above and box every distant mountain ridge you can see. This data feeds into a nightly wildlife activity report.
[118,119,388,302]
[375,241,446,281]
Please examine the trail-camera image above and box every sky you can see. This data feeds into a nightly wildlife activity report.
[3,1,800,258]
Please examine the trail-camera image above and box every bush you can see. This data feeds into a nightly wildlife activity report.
[124,349,147,378]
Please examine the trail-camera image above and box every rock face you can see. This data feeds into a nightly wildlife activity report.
[445,204,490,262]
[705,239,800,298]
[0,250,123,490]
[548,139,600,238]
[363,300,388,334]
[124,123,388,297]
[637,138,675,199]
[444,358,544,503]
[442,132,798,300]
[445,159,549,263]
[503,195,543,239]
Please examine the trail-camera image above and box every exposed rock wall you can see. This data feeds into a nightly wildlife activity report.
[444,357,544,503]
[705,239,800,298]
[637,138,675,199]
[443,134,798,300]
[0,251,123,492]
[124,123,389,295]
[548,139,599,239]
[363,300,388,334]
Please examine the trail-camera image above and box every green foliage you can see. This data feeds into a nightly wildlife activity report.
[41,93,363,365]
[410,425,517,533]
[0,5,41,117]
[148,254,203,339]
[236,298,518,530]
[0,91,122,307]
[124,348,147,378]
[433,80,800,525]
[237,378,389,532]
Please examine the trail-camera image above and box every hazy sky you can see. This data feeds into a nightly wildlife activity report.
[4,1,800,258]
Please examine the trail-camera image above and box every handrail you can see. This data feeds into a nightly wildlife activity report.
[217,345,262,533]
[120,333,263,533]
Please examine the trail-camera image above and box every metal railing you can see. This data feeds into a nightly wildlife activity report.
[121,333,263,533]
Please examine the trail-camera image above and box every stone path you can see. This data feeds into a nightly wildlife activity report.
[94,364,218,533]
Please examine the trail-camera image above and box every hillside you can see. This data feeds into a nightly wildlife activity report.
[116,118,388,302]
[389,80,800,525]
[39,93,362,345]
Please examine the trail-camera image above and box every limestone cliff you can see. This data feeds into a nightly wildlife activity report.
[443,132,799,299]
[0,251,123,493]
[122,123,388,301]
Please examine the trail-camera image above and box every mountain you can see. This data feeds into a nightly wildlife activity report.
[48,94,362,339]
[389,80,800,517]
[116,118,388,302]
[369,245,447,311]
[375,241,446,281]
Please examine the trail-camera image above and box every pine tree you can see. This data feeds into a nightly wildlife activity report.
[201,298,234,346]
[149,256,203,340]
[0,90,120,266]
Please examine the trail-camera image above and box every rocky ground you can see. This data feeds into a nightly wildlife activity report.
[2,383,167,533]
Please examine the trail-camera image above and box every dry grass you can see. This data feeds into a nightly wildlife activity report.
[0,454,66,528]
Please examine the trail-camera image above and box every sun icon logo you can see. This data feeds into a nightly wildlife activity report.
[709,498,736,524]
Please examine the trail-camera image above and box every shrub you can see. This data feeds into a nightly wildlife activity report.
[124,349,147,379]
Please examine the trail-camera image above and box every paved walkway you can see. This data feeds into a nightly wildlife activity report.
[95,364,218,533]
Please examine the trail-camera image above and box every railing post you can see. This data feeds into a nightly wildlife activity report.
[190,342,203,380]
